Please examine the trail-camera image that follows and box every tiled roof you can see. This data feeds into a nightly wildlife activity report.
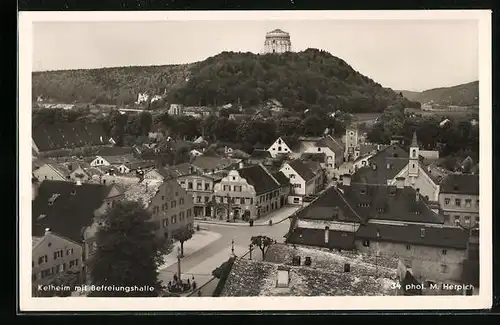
[273,171,290,187]
[250,149,272,159]
[300,152,326,163]
[46,163,71,178]
[315,135,344,156]
[355,223,469,250]
[237,165,280,195]
[359,144,378,156]
[287,159,317,182]
[440,174,479,195]
[32,180,113,243]
[123,179,163,208]
[192,156,236,172]
[221,244,397,297]
[352,153,410,185]
[287,228,356,250]
[337,183,443,224]
[100,154,141,165]
[32,122,109,151]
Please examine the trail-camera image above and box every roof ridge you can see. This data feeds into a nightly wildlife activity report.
[259,163,281,186]
[334,187,365,223]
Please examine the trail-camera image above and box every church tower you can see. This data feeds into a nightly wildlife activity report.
[408,131,419,180]
[344,127,359,161]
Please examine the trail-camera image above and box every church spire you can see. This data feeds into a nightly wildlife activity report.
[411,131,418,148]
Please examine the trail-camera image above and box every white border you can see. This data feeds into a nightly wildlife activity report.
[19,10,492,311]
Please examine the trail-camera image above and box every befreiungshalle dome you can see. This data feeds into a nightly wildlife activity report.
[264,29,292,54]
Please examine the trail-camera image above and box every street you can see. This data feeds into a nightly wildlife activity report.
[158,205,298,293]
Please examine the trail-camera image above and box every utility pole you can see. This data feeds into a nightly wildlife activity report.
[231,239,235,257]
[249,244,253,260]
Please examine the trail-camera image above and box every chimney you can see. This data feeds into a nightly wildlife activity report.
[395,177,405,189]
[415,188,420,202]
[372,163,377,170]
[45,228,51,235]
[239,161,244,169]
[324,226,329,244]
[341,174,351,186]
[76,179,82,186]
[420,228,425,238]
[386,163,391,170]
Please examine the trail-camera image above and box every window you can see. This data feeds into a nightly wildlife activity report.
[235,186,242,192]
[440,264,448,273]
[197,183,203,190]
[69,260,76,268]
[180,181,185,186]
[455,199,461,207]
[171,215,177,224]
[317,147,321,152]
[180,198,184,205]
[38,255,48,265]
[465,199,472,208]
[223,185,229,191]
[250,198,253,205]
[53,250,63,260]
[171,200,176,208]
[475,216,480,223]
[204,196,209,203]
[162,219,169,228]
[443,214,450,223]
[278,146,282,151]
[223,197,228,203]
[293,198,300,204]
[292,184,301,188]
[290,174,295,179]
[161,196,165,200]
[41,269,52,278]
[406,245,411,250]
[66,248,73,256]
[442,249,447,255]
[197,196,202,203]
[187,209,192,217]
[205,183,210,191]
[240,197,245,204]
[58,264,65,273]
[444,198,451,205]
[180,212,185,220]
[454,215,460,224]
[188,182,193,189]
[464,216,471,224]
[363,240,370,247]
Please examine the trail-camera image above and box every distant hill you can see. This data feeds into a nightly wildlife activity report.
[32,49,420,113]
[398,81,479,106]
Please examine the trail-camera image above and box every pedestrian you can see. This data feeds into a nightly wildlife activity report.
[192,281,197,291]
[173,274,178,283]
[197,290,202,297]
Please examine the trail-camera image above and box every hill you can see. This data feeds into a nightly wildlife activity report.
[32,49,420,113]
[398,81,479,106]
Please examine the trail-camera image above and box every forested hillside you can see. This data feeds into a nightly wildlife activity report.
[32,49,420,113]
[399,81,479,106]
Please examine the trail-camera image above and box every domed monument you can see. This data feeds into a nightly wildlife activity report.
[264,29,292,54]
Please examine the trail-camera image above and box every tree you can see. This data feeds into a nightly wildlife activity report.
[250,235,274,260]
[87,200,170,297]
[172,227,195,257]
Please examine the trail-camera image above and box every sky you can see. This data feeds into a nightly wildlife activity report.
[32,19,479,92]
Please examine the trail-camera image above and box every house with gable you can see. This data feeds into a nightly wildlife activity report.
[32,228,84,293]
[32,179,123,283]
[286,174,472,288]
[280,159,325,205]
[212,164,282,220]
[303,135,344,169]
[33,162,72,182]
[267,136,300,158]
[351,132,440,202]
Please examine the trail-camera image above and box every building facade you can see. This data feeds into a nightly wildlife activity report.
[439,174,480,228]
[32,229,84,291]
[178,174,218,217]
[280,159,325,205]
[212,165,282,220]
[263,29,292,54]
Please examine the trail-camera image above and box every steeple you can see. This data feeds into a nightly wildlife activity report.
[411,131,418,148]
